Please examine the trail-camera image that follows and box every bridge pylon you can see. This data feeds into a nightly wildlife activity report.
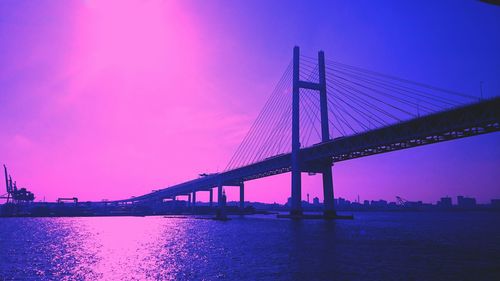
[290,46,336,218]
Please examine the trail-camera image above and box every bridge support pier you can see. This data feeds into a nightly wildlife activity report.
[192,191,196,207]
[217,184,223,208]
[239,183,244,210]
[216,183,228,220]
[187,194,191,208]
[322,165,336,217]
[209,188,213,208]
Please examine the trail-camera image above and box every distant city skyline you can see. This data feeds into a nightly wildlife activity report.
[1,1,500,204]
[189,194,500,206]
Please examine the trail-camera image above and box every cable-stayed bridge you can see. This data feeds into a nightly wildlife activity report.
[114,47,500,218]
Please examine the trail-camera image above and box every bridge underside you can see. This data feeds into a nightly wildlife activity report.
[113,97,499,207]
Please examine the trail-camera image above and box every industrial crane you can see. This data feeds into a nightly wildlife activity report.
[1,164,35,204]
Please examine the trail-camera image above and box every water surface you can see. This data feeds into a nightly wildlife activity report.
[1,212,499,280]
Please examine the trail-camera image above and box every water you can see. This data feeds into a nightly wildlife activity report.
[1,212,499,281]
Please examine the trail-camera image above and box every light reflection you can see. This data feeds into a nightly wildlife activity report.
[56,216,190,280]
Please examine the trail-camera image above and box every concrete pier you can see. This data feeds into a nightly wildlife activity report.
[217,184,223,208]
[322,165,336,217]
[209,188,213,207]
[239,183,244,210]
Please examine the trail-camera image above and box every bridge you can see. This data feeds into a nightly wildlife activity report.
[113,47,500,218]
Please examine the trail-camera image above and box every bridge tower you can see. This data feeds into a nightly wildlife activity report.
[291,46,335,217]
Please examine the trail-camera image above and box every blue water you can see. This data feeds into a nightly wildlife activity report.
[1,212,499,280]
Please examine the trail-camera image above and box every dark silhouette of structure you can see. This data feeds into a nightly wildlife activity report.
[457,196,477,209]
[289,47,336,218]
[1,165,34,204]
[437,197,453,208]
[215,189,228,220]
[57,197,78,204]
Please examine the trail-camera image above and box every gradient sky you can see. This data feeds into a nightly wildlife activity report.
[1,0,499,204]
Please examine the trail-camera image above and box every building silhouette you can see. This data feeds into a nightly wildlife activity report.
[457,196,476,208]
[437,197,452,208]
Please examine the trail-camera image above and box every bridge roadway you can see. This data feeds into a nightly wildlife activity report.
[114,97,500,205]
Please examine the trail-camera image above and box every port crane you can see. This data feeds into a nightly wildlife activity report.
[1,165,35,203]
[396,196,408,207]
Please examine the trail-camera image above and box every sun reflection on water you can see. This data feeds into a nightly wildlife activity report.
[44,216,189,280]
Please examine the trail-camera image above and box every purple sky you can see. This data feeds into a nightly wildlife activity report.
[1,0,499,204]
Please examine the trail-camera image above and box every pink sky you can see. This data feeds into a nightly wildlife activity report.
[1,1,499,204]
